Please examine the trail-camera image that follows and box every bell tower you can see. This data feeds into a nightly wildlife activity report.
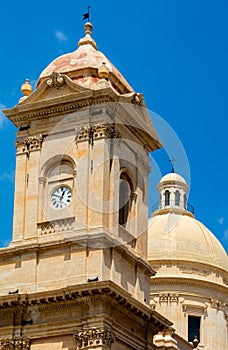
[0,22,183,350]
[4,22,162,288]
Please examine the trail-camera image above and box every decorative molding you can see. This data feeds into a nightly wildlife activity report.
[210,298,227,311]
[0,339,30,350]
[74,327,115,349]
[159,293,169,303]
[15,135,43,154]
[37,217,75,236]
[75,124,118,146]
[13,96,114,124]
[153,329,177,350]
[180,266,209,277]
[182,302,208,317]
[47,72,65,88]
[170,294,179,303]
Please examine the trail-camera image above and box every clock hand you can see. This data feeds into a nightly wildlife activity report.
[60,190,66,201]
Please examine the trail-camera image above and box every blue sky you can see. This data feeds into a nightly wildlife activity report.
[0,0,227,252]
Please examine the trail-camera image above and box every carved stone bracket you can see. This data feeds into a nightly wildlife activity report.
[0,339,30,350]
[211,298,227,311]
[47,72,65,88]
[159,293,179,305]
[15,135,43,154]
[74,327,115,349]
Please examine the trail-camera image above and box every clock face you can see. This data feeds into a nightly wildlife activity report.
[51,186,72,209]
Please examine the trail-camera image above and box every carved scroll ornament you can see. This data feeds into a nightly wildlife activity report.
[47,72,65,88]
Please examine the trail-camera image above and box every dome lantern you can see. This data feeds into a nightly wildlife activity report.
[152,172,194,217]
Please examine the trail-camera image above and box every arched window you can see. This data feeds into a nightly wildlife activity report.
[175,190,180,206]
[164,190,170,206]
[39,155,76,221]
[119,173,132,227]
[184,194,187,209]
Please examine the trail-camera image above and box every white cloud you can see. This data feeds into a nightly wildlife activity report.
[54,30,68,43]
[218,217,224,225]
[0,102,7,129]
[0,170,15,183]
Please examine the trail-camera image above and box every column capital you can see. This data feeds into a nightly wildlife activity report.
[74,327,115,349]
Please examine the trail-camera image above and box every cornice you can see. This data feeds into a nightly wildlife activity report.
[0,230,154,276]
[0,281,172,330]
[150,259,228,277]
[150,276,228,294]
[3,74,161,152]
[4,91,117,127]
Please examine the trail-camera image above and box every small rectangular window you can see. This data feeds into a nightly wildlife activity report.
[164,190,170,206]
[188,315,200,343]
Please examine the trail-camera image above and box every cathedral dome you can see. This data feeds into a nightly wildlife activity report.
[148,213,228,272]
[148,172,228,272]
[37,22,133,94]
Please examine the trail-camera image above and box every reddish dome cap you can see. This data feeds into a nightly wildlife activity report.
[37,22,133,94]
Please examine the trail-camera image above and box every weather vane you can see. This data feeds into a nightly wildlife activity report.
[169,157,177,173]
[82,5,91,21]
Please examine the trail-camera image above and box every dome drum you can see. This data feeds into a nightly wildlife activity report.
[151,201,194,217]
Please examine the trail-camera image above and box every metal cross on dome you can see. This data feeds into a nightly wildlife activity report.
[169,157,177,173]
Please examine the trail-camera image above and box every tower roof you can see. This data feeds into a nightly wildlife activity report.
[37,22,134,94]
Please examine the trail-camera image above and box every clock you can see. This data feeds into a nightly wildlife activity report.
[51,186,72,209]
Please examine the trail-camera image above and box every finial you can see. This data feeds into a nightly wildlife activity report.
[98,62,109,79]
[78,20,97,49]
[21,78,32,97]
[169,157,177,173]
[84,22,93,36]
